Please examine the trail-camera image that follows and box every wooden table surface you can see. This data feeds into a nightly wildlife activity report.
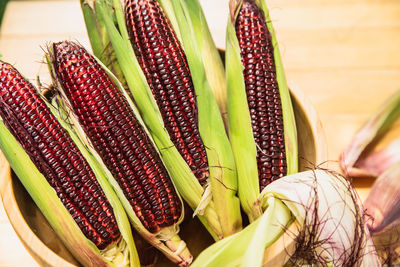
[0,0,399,266]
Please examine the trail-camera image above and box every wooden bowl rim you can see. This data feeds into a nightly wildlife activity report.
[0,85,327,266]
[288,81,328,165]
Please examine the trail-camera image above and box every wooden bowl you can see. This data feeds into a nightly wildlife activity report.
[0,85,327,266]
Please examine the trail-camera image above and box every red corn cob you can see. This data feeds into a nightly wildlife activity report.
[51,41,182,234]
[124,0,209,185]
[0,61,120,250]
[235,0,286,191]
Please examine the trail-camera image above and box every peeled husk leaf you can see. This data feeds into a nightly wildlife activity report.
[350,137,400,178]
[362,159,400,265]
[226,0,298,222]
[192,170,380,267]
[364,162,400,235]
[341,89,400,178]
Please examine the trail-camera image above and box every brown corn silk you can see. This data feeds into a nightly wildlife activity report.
[52,41,182,234]
[235,0,286,191]
[124,0,209,185]
[0,61,120,250]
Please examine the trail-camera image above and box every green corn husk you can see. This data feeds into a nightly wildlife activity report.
[340,89,400,178]
[160,0,242,237]
[226,0,298,221]
[192,170,380,267]
[81,0,242,239]
[0,67,139,267]
[45,47,193,266]
[81,0,126,87]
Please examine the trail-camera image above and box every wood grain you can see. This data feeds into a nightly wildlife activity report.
[0,0,399,266]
